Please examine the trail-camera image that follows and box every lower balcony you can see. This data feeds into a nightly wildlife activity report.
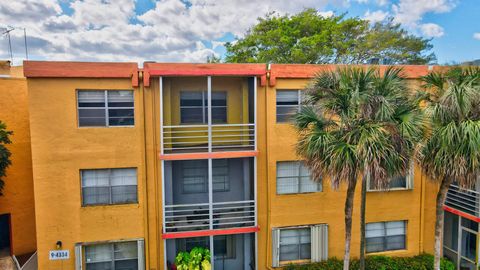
[163,158,256,233]
[165,233,256,270]
[445,183,480,218]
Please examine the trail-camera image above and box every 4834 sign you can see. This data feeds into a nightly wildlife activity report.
[49,250,70,260]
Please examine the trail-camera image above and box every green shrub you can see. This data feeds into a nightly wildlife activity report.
[283,254,455,270]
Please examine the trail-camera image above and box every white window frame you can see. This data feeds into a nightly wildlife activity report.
[181,159,229,194]
[272,224,328,267]
[179,90,227,124]
[365,220,407,253]
[276,89,302,123]
[367,164,414,192]
[80,168,138,206]
[75,239,145,270]
[77,90,135,128]
[276,161,322,195]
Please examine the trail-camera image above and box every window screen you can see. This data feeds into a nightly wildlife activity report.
[81,168,137,206]
[85,241,138,270]
[279,228,311,262]
[182,159,229,193]
[78,90,134,127]
[180,91,227,124]
[277,161,321,194]
[276,90,301,123]
[366,221,406,253]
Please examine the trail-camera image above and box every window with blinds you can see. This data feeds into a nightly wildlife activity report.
[272,224,328,267]
[366,221,407,253]
[368,166,414,191]
[276,161,321,194]
[76,240,144,270]
[81,168,138,206]
[276,90,301,123]
[182,159,229,194]
[77,90,134,127]
[180,91,227,124]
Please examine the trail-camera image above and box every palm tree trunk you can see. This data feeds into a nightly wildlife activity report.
[359,173,368,270]
[434,176,454,270]
[343,178,358,270]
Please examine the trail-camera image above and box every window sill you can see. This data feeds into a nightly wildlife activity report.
[366,248,408,256]
[276,191,323,196]
[367,188,413,193]
[77,125,136,129]
[81,202,140,208]
[279,259,311,266]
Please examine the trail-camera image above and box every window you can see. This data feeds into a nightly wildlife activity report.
[180,91,227,124]
[182,159,229,194]
[214,235,236,259]
[276,90,302,123]
[366,221,406,253]
[276,161,321,194]
[272,224,328,267]
[81,240,143,270]
[81,168,137,206]
[368,168,413,191]
[77,90,134,127]
[279,228,311,262]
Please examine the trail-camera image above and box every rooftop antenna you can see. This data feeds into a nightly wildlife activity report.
[23,28,28,60]
[1,27,14,63]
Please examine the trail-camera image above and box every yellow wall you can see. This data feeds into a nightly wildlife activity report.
[259,78,438,268]
[27,78,146,269]
[23,73,439,270]
[0,77,37,256]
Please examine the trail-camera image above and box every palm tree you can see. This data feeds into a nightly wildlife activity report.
[295,67,424,270]
[419,67,480,270]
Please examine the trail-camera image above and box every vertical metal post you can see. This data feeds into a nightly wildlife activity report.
[208,158,214,268]
[104,91,109,127]
[159,77,164,155]
[207,76,212,152]
[253,76,257,151]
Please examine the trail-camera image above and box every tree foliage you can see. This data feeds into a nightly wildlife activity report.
[294,67,425,269]
[225,9,435,64]
[0,121,13,196]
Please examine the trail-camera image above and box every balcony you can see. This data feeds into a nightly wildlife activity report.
[445,183,480,217]
[162,158,256,233]
[160,76,256,154]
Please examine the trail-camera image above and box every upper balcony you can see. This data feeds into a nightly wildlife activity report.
[445,181,480,219]
[161,76,257,154]
[144,63,266,156]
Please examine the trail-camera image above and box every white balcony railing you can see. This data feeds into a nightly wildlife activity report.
[445,184,480,217]
[162,123,255,153]
[163,200,256,233]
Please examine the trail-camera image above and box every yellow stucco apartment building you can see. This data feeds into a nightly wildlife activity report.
[0,60,478,270]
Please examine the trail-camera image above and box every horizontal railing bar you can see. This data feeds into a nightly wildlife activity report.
[213,221,255,226]
[212,124,255,127]
[165,213,210,219]
[166,224,210,229]
[164,124,208,128]
[449,184,479,195]
[212,139,255,143]
[448,188,479,197]
[213,200,254,205]
[167,141,209,145]
[164,123,254,129]
[446,193,478,204]
[210,145,254,149]
[213,215,255,221]
[445,201,479,216]
[163,130,208,134]
[163,146,209,151]
[165,203,209,208]
[213,209,255,215]
[164,218,211,224]
[164,134,253,140]
[213,206,255,212]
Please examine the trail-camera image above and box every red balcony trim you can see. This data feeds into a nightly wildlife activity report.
[159,151,258,160]
[443,205,480,223]
[162,226,260,239]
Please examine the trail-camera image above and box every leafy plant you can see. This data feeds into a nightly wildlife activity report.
[175,247,211,270]
[283,254,455,270]
[0,121,12,196]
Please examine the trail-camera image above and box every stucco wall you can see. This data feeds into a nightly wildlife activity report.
[27,78,146,269]
[0,77,37,256]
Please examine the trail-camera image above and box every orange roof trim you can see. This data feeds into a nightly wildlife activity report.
[143,62,267,87]
[23,61,139,87]
[268,64,435,86]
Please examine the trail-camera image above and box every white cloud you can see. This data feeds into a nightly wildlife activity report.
[364,10,389,23]
[392,0,456,27]
[474,33,480,40]
[0,0,339,64]
[419,23,444,38]
[376,0,389,6]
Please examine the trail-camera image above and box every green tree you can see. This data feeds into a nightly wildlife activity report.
[225,9,435,65]
[294,67,424,270]
[0,121,13,196]
[419,67,480,270]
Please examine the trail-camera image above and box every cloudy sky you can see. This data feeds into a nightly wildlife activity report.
[1,0,479,65]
